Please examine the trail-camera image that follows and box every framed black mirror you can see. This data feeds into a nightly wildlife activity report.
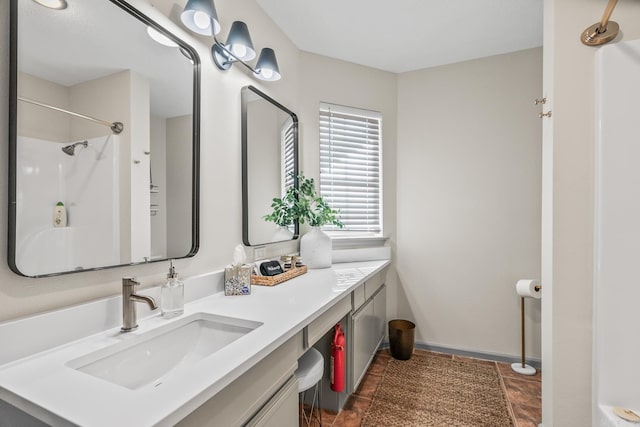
[242,86,298,246]
[8,0,200,277]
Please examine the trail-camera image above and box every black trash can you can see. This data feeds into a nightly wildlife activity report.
[388,319,415,360]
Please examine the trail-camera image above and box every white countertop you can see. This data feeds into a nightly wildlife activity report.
[0,260,389,426]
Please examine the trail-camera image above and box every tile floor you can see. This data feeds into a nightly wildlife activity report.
[304,348,541,427]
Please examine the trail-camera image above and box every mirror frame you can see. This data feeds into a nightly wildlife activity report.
[241,85,299,247]
[7,0,201,277]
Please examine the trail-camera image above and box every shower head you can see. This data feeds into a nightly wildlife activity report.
[62,140,88,156]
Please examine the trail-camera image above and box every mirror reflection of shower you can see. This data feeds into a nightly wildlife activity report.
[62,140,88,156]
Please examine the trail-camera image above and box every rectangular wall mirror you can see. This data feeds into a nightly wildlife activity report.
[242,86,298,246]
[8,0,200,277]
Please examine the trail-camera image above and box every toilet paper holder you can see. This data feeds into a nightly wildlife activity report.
[512,280,541,376]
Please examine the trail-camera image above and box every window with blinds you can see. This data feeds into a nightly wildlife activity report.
[319,103,382,234]
[281,117,295,196]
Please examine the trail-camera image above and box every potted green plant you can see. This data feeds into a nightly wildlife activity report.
[295,174,342,268]
[294,174,343,228]
[263,190,297,242]
[264,173,342,268]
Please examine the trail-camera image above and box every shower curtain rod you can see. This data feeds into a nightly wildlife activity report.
[18,96,123,134]
[581,0,619,46]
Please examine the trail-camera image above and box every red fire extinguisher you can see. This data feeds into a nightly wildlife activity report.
[330,323,345,392]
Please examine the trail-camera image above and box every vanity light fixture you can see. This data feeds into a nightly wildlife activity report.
[32,0,68,10]
[181,0,220,36]
[181,0,281,81]
[217,21,255,63]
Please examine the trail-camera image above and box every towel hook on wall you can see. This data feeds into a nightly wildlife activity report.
[581,0,620,46]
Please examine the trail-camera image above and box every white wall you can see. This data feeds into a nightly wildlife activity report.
[166,114,193,257]
[246,100,284,245]
[543,1,640,426]
[128,71,151,262]
[69,71,130,141]
[396,48,543,359]
[593,37,640,418]
[70,70,138,263]
[17,72,71,142]
[297,52,399,320]
[78,70,150,264]
[150,115,167,260]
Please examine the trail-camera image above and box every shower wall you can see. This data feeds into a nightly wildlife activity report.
[15,135,120,276]
[594,37,640,422]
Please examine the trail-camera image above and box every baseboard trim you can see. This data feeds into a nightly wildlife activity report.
[380,340,542,369]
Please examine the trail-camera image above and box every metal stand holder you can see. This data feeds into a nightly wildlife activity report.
[511,297,537,375]
[300,383,322,427]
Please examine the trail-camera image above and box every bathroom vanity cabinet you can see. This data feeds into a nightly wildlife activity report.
[0,261,390,426]
[351,270,387,390]
[177,271,387,426]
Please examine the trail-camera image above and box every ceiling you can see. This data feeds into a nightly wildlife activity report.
[255,0,543,73]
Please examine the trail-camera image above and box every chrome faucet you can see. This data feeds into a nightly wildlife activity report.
[121,277,158,332]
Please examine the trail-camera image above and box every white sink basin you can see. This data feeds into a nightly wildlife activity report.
[66,312,262,390]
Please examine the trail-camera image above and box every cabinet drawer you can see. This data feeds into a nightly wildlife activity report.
[177,336,298,427]
[364,270,385,301]
[245,376,298,427]
[352,285,365,311]
[306,296,351,347]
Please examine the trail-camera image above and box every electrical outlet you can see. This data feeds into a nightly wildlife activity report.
[254,246,266,260]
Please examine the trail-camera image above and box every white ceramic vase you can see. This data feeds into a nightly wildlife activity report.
[271,225,294,242]
[300,226,332,269]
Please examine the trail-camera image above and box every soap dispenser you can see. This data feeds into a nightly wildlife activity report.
[161,260,184,318]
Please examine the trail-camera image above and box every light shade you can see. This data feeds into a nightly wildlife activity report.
[146,26,178,47]
[181,0,221,36]
[255,48,281,81]
[225,21,255,61]
[32,0,67,9]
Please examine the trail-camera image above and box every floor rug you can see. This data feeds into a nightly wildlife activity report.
[361,353,514,427]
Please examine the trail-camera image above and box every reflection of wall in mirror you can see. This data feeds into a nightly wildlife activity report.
[17,72,71,142]
[150,116,167,260]
[68,69,151,264]
[149,114,192,260]
[166,115,193,257]
[247,100,283,244]
[129,71,151,263]
[17,69,152,269]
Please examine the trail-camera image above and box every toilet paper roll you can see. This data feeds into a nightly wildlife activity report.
[516,279,541,299]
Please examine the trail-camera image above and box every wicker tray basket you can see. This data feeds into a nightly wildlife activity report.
[252,265,308,286]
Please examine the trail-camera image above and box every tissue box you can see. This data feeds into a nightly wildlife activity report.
[224,265,252,296]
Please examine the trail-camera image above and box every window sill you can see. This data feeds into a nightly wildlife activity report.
[328,235,389,249]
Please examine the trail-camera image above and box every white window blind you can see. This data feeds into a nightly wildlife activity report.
[319,103,382,233]
[281,117,295,196]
